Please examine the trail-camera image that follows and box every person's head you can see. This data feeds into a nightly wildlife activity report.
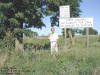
[51,27,55,33]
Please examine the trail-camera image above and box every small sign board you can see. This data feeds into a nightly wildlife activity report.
[59,17,93,28]
[60,5,70,18]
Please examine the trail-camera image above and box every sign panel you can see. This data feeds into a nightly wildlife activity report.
[60,5,70,18]
[59,18,93,28]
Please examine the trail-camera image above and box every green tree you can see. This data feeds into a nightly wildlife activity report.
[82,28,98,35]
[0,0,45,42]
[0,0,82,48]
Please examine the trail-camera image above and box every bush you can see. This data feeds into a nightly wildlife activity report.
[24,38,50,50]
[0,31,15,49]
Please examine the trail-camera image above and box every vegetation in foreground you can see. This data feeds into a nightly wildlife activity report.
[0,35,100,75]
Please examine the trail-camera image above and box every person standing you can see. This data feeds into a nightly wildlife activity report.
[48,28,59,55]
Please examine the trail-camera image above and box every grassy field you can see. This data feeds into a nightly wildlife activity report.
[0,35,100,75]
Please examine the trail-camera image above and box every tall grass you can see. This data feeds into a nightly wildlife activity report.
[0,35,100,75]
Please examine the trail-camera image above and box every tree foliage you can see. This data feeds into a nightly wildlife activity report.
[44,0,82,26]
[0,0,45,43]
[82,28,98,35]
[0,0,82,33]
[0,0,82,47]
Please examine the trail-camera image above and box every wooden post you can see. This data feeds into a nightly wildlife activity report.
[68,30,74,45]
[64,28,67,47]
[86,28,89,48]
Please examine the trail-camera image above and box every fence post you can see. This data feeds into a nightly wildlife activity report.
[64,28,67,48]
[86,28,89,48]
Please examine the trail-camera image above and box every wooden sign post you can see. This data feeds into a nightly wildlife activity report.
[59,5,70,48]
[59,5,93,48]
[86,28,89,48]
[64,28,67,46]
[59,17,93,48]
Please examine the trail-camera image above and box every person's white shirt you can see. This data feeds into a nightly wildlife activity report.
[49,32,58,42]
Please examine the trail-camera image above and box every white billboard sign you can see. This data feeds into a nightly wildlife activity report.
[60,5,70,18]
[59,17,93,28]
